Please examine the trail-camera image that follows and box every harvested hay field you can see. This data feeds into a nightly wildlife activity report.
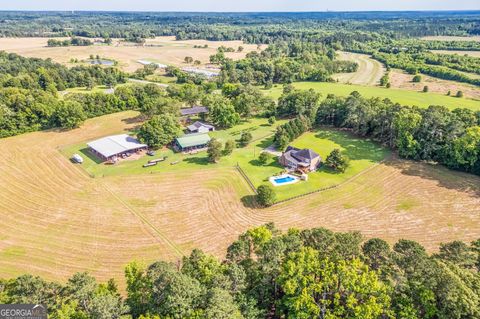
[0,112,479,286]
[389,69,480,100]
[333,51,385,86]
[0,36,263,72]
[430,50,480,58]
[420,36,480,42]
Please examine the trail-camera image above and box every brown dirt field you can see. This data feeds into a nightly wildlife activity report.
[389,69,480,100]
[0,36,263,72]
[0,111,479,287]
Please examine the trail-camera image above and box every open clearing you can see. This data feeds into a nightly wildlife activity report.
[389,69,480,100]
[333,51,385,86]
[420,36,480,42]
[430,50,480,58]
[0,112,479,286]
[62,119,388,201]
[265,82,480,110]
[0,36,263,72]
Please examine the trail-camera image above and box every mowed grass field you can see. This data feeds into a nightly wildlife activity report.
[1,111,480,286]
[0,36,263,72]
[265,82,480,110]
[62,116,388,200]
[333,52,385,86]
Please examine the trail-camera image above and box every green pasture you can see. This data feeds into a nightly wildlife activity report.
[264,82,480,111]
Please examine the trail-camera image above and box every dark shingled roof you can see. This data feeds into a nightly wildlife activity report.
[284,146,320,163]
[180,106,208,116]
[293,149,319,161]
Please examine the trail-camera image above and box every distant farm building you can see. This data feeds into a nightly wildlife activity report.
[137,59,168,69]
[279,146,321,172]
[87,134,147,161]
[174,133,211,152]
[180,106,208,117]
[181,67,220,78]
[187,121,215,133]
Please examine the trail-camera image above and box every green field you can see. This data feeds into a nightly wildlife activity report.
[265,82,480,111]
[243,129,389,200]
[62,85,111,94]
[62,117,388,201]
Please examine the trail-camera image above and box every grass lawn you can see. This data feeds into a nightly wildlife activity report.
[240,129,389,200]
[61,116,389,201]
[62,85,110,94]
[264,82,480,111]
[60,117,287,178]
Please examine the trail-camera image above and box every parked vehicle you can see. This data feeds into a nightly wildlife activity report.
[71,154,83,164]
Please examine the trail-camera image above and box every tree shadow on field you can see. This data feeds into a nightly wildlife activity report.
[385,157,480,198]
[256,136,275,149]
[79,147,103,164]
[241,195,260,208]
[314,129,386,162]
[183,156,209,166]
[122,114,144,125]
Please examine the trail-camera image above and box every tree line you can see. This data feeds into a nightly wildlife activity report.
[271,86,480,176]
[1,11,478,41]
[316,91,480,175]
[47,37,93,47]
[1,224,479,319]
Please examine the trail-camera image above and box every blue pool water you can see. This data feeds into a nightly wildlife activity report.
[274,176,295,184]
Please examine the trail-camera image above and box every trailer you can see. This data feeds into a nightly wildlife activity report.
[148,157,167,164]
[142,162,157,168]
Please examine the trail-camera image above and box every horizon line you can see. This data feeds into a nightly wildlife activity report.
[0,9,479,13]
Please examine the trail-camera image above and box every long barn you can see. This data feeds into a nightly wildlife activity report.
[87,134,147,161]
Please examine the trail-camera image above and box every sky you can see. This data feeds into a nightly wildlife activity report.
[2,0,480,12]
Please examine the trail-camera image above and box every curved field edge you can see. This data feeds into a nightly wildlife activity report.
[0,112,479,287]
[333,51,385,86]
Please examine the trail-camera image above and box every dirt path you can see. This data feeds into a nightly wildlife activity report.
[333,51,385,86]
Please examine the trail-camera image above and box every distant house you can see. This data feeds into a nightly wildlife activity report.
[87,134,147,161]
[279,146,321,172]
[180,106,208,117]
[174,133,211,152]
[187,121,215,134]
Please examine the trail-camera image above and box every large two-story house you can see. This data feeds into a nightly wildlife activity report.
[279,146,321,172]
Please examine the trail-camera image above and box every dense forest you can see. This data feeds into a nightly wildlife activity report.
[1,225,479,319]
[0,11,479,40]
[217,42,356,86]
[0,52,126,137]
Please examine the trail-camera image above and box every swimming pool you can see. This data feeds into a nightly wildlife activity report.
[269,174,299,186]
